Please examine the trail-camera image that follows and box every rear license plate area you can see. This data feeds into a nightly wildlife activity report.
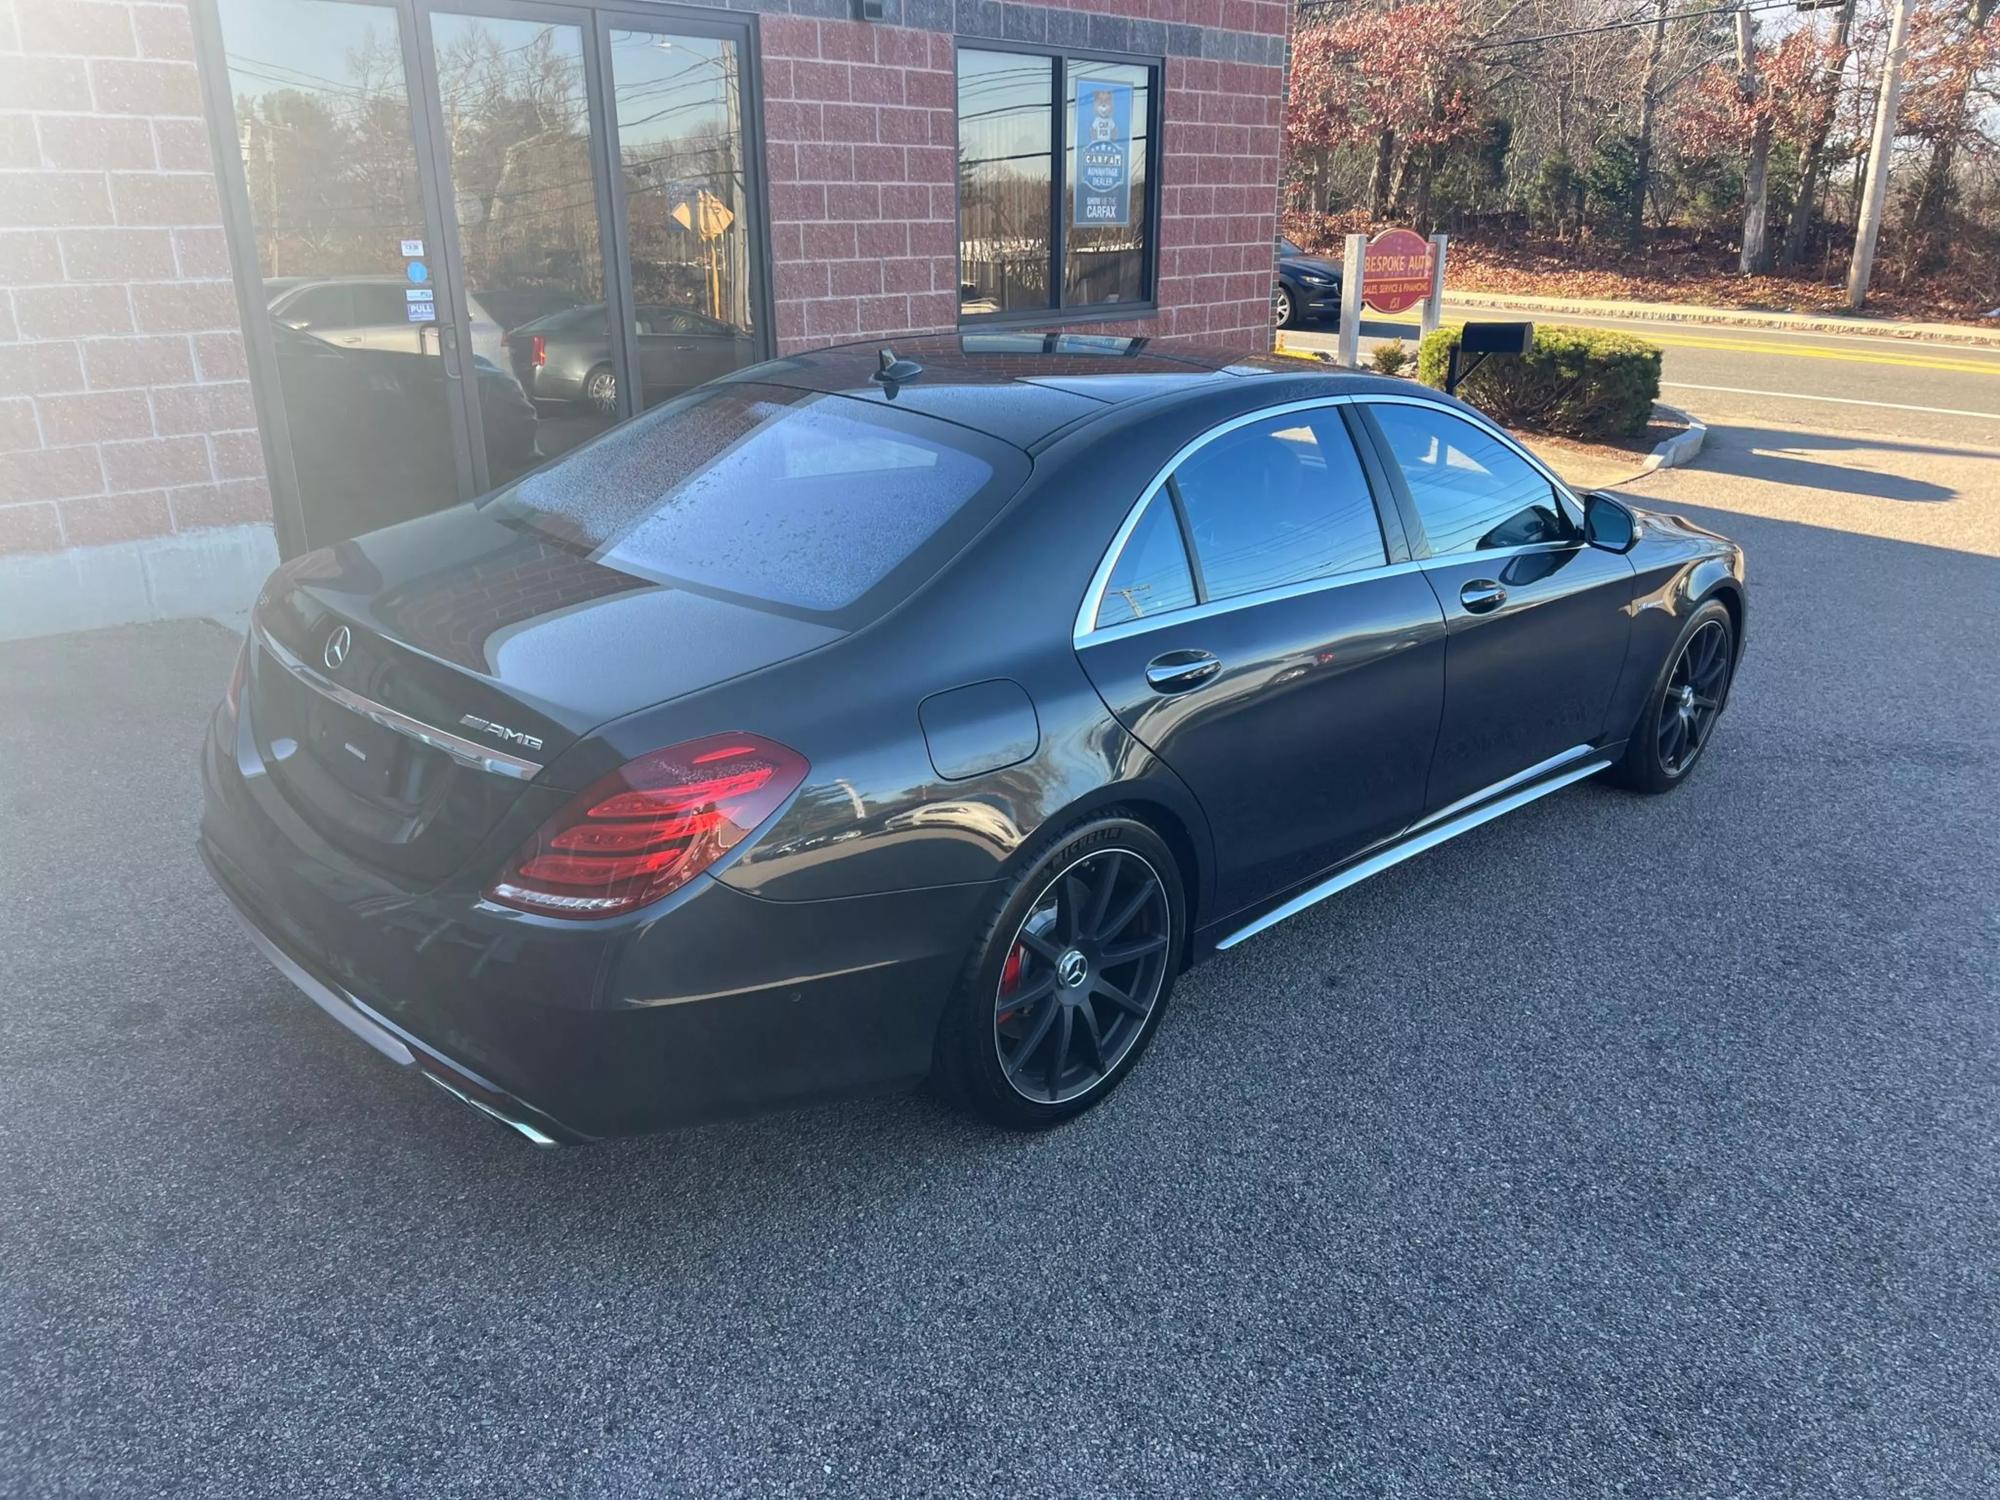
[305,696,412,802]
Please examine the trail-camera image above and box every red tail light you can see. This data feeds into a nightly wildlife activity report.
[530,333,546,367]
[485,733,807,920]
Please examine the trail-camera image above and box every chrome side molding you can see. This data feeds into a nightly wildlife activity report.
[1216,753,1614,951]
[256,624,544,781]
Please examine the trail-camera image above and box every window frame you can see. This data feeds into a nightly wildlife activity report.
[1077,396,1413,645]
[1352,396,1585,561]
[954,40,1165,329]
[1075,393,1586,647]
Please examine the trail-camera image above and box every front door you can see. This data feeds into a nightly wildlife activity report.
[208,0,769,552]
[1076,406,1448,919]
[1356,398,1635,814]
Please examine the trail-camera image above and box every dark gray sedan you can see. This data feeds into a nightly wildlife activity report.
[505,302,754,414]
[199,334,1745,1143]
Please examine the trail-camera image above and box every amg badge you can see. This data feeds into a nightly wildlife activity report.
[459,714,543,751]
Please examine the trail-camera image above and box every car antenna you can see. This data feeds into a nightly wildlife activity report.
[873,345,923,394]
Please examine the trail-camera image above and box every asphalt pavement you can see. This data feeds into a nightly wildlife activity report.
[4,426,1998,1494]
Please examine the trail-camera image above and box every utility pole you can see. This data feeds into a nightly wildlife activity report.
[1847,0,1916,308]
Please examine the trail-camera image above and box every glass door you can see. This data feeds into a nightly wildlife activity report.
[417,3,623,471]
[214,0,478,548]
[209,0,770,553]
[600,15,763,412]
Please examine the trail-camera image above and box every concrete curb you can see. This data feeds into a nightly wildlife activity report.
[1640,404,1707,474]
[1439,290,2000,349]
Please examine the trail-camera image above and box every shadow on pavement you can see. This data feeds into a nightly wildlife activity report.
[1691,423,1981,503]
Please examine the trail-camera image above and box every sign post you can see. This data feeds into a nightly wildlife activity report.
[1337,233,1365,368]
[1421,233,1449,338]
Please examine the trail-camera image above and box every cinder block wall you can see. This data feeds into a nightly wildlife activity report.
[759,0,1289,355]
[0,0,274,636]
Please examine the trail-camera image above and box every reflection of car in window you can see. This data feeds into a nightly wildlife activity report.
[503,302,753,415]
[269,319,537,535]
[267,276,506,369]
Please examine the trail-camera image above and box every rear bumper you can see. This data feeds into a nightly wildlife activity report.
[199,708,993,1140]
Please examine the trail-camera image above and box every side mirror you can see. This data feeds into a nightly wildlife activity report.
[280,315,311,331]
[1584,491,1639,554]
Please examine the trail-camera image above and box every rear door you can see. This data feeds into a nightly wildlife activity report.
[1075,403,1448,917]
[1356,398,1635,814]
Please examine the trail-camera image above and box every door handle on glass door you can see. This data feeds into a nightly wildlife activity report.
[1145,649,1221,694]
[1460,580,1506,613]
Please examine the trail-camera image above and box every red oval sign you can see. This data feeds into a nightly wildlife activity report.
[1362,228,1434,316]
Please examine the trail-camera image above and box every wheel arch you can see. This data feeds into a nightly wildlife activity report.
[1002,781,1212,972]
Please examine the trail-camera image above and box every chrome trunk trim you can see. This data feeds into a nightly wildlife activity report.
[255,624,544,781]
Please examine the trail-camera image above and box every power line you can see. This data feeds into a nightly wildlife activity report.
[1471,0,1801,51]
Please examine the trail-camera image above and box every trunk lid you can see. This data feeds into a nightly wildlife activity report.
[245,503,842,883]
[244,379,1027,885]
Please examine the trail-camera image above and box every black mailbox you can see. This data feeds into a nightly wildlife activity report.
[1446,321,1535,396]
[1461,320,1534,354]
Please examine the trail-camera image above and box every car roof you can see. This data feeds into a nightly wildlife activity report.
[731,333,1391,449]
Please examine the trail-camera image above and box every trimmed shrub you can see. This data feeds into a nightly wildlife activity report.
[1370,340,1411,376]
[1416,323,1661,438]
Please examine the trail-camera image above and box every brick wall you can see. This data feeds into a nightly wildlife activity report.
[0,0,268,560]
[759,0,1289,357]
[759,15,961,355]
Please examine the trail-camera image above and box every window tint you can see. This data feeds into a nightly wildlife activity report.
[1372,404,1569,556]
[1171,412,1386,601]
[489,384,1020,617]
[1096,494,1195,628]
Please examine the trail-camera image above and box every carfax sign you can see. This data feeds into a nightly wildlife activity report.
[1074,81,1133,228]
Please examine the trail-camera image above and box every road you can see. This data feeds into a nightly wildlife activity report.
[3,418,1997,1492]
[1286,303,2000,448]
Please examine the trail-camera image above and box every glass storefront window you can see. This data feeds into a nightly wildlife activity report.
[1063,60,1151,310]
[218,0,466,544]
[430,12,612,464]
[955,49,1054,317]
[955,48,1157,322]
[605,29,757,411]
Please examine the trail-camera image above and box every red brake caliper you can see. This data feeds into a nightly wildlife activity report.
[996,942,1026,1025]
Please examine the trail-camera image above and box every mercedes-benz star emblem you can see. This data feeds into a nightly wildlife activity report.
[1057,949,1089,988]
[322,625,352,671]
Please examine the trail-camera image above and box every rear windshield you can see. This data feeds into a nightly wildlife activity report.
[485,383,1026,620]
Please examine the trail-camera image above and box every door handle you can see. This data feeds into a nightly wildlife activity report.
[1460,579,1507,613]
[1145,649,1221,694]
[439,322,462,382]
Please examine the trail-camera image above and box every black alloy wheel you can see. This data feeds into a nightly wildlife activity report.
[1610,598,1735,793]
[1659,617,1729,775]
[934,817,1184,1128]
[995,848,1172,1105]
